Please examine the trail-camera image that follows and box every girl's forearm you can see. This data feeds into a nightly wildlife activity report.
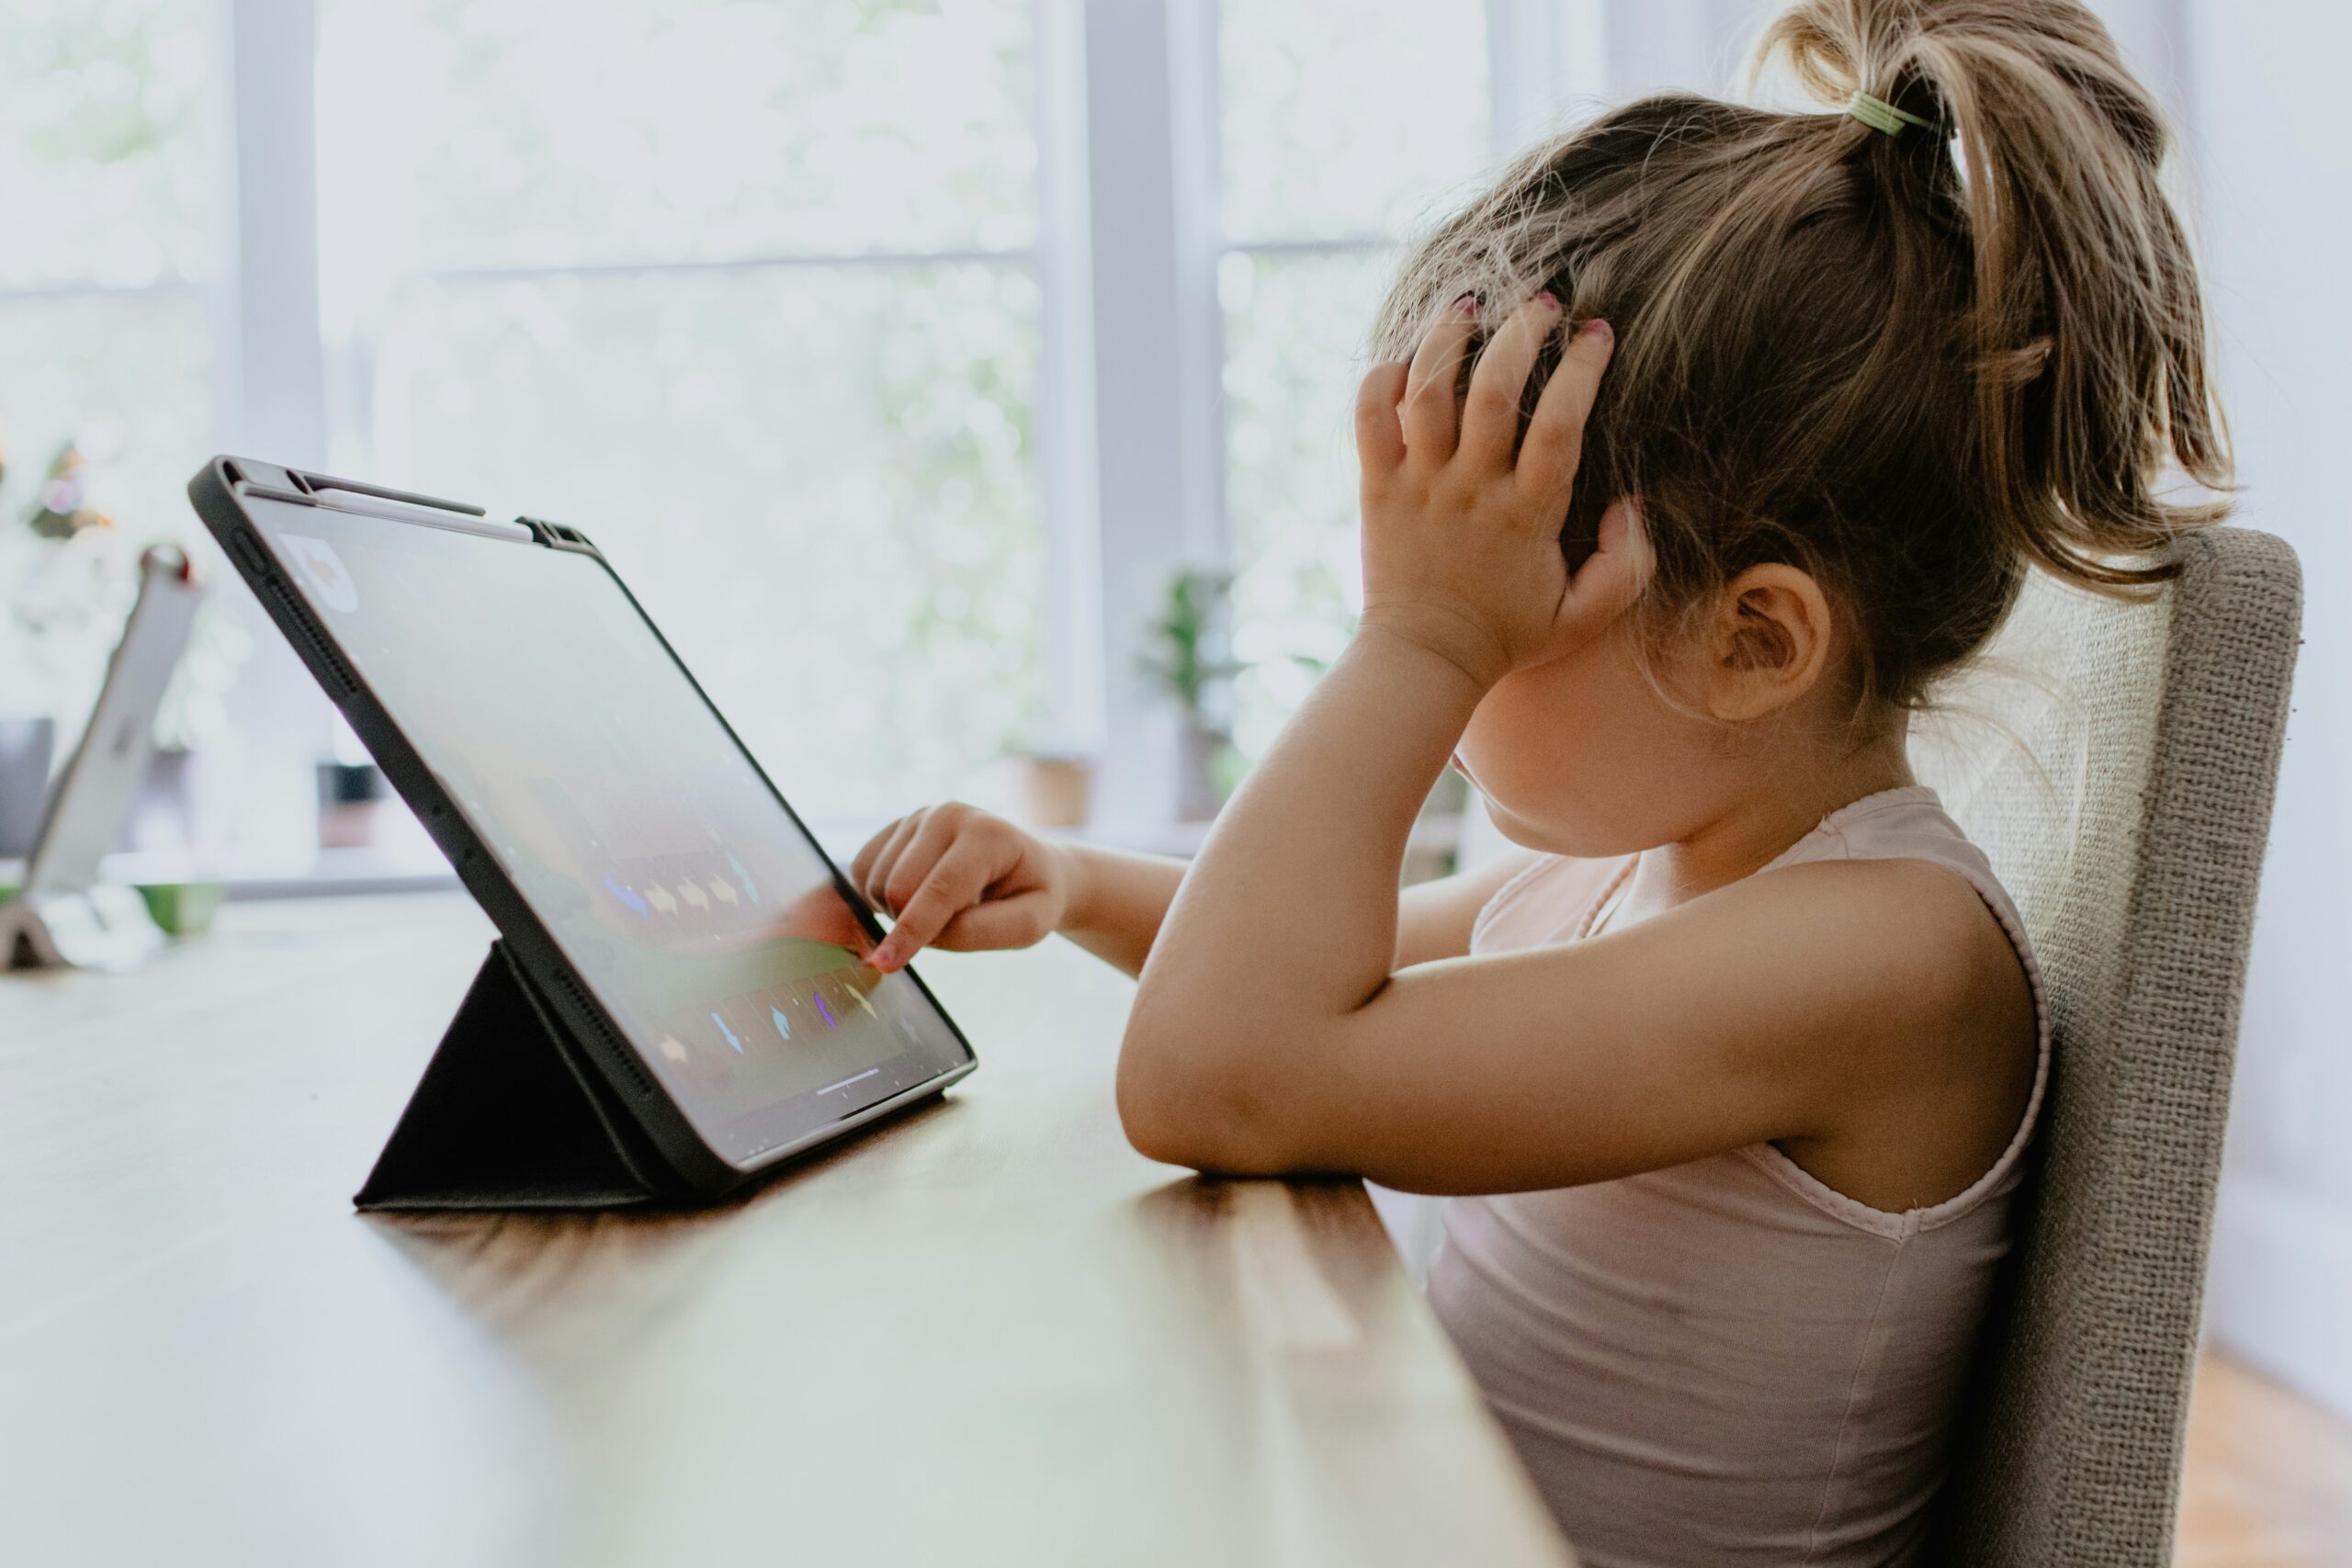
[1052,843,1189,978]
[1128,627,1486,1051]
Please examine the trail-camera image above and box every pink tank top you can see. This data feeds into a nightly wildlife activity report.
[1429,785,2051,1568]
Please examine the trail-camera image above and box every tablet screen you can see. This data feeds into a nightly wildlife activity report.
[245,495,972,1169]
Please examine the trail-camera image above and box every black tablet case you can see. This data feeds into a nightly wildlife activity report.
[355,942,679,1211]
[192,457,973,1212]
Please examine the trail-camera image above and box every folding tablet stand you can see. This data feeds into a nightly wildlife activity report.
[355,942,677,1211]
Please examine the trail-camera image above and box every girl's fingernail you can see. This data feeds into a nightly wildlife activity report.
[1453,292,1478,316]
[1583,317,1613,343]
[1535,290,1559,309]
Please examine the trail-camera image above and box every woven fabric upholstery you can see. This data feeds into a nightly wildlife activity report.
[1913,528,2301,1567]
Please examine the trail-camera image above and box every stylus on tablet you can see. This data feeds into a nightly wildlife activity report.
[310,487,536,543]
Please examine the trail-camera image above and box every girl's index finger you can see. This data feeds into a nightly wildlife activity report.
[1517,317,1615,508]
[869,840,992,971]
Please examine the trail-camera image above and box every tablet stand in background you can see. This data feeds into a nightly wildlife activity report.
[2,547,207,971]
[355,942,677,1210]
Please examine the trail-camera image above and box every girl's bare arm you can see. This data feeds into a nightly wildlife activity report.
[852,805,1532,981]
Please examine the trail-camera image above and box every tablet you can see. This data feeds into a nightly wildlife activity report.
[3,546,206,970]
[188,457,976,1196]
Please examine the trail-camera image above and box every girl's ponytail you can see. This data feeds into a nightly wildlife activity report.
[1756,0,2230,587]
[1371,0,2226,711]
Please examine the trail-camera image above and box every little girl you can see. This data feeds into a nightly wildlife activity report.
[852,1,2226,1562]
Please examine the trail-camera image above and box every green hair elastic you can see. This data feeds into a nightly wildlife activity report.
[1846,89,1938,136]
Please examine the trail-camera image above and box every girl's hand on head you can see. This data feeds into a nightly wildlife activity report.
[851,803,1071,972]
[1353,293,1649,687]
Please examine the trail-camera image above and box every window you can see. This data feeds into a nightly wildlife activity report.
[315,0,1046,825]
[3,0,1586,864]
[0,0,223,720]
[1215,0,1494,757]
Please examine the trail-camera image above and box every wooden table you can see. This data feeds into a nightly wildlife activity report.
[0,894,1573,1568]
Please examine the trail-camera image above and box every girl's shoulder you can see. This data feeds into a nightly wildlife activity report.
[1473,786,2030,965]
[1746,787,2050,1213]
[1764,786,2044,1029]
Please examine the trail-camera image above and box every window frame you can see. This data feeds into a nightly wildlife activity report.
[1161,0,1600,784]
[27,0,1607,861]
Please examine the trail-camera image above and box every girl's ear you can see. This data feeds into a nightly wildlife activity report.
[1702,564,1836,721]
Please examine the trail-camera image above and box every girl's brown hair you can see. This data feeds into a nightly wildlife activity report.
[1370,0,2229,712]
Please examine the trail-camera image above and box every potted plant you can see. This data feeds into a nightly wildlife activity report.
[1008,747,1096,829]
[1140,569,1245,822]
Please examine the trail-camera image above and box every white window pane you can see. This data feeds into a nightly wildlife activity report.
[1220,249,1395,758]
[0,291,214,723]
[1220,0,1489,243]
[0,0,220,289]
[331,0,1036,272]
[0,0,220,525]
[371,264,1044,823]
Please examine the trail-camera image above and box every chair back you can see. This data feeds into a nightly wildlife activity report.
[1917,527,2301,1566]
